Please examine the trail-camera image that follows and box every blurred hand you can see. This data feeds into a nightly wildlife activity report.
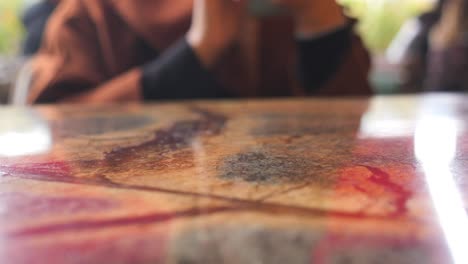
[272,0,347,35]
[187,0,247,66]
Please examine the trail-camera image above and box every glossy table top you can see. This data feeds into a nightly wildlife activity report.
[1,94,467,264]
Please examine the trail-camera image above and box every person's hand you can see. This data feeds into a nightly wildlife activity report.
[271,0,347,36]
[187,0,247,67]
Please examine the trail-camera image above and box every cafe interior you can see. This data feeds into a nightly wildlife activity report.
[1,0,467,263]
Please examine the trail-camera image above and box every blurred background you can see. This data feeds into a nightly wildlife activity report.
[0,0,437,103]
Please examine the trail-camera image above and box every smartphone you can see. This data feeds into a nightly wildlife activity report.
[249,0,285,17]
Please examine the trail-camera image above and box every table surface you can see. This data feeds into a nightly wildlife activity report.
[1,94,467,264]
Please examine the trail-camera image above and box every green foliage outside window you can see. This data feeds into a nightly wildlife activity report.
[0,1,24,54]
[339,0,434,52]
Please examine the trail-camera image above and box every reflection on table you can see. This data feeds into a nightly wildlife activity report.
[0,94,467,264]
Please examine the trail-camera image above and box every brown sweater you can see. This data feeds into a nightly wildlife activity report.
[29,0,372,104]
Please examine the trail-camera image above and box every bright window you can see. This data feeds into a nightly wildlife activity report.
[340,0,436,52]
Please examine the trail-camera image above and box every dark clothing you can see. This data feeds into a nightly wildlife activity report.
[296,24,352,90]
[29,0,371,104]
[401,0,468,92]
[425,37,468,91]
[141,39,230,100]
[22,1,57,55]
[142,25,353,100]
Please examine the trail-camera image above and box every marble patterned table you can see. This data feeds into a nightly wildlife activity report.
[0,94,467,264]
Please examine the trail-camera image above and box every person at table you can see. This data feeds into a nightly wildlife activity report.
[27,0,372,104]
[397,0,468,92]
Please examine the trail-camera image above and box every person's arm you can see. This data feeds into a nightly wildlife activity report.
[425,0,468,91]
[140,39,228,100]
[32,41,224,103]
[144,0,249,100]
[279,0,370,94]
[296,24,353,91]
[29,0,234,104]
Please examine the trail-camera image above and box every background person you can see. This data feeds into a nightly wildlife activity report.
[28,0,372,104]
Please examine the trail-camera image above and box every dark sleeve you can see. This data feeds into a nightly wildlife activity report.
[141,39,230,100]
[425,39,468,92]
[296,24,353,92]
[21,1,57,55]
